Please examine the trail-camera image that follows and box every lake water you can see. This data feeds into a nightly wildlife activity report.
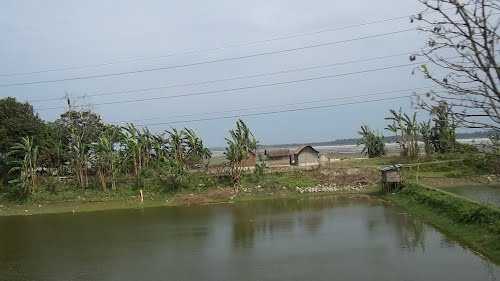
[444,184,500,208]
[0,196,499,281]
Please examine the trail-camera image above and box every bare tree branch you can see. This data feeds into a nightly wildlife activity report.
[413,0,500,132]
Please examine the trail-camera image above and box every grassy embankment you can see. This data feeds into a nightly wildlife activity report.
[0,166,378,216]
[367,152,500,263]
[1,152,496,217]
[386,183,500,264]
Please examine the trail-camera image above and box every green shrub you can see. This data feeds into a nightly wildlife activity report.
[184,172,217,191]
[242,170,318,190]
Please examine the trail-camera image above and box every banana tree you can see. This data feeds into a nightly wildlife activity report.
[402,112,420,158]
[358,125,385,158]
[385,109,420,158]
[93,127,120,191]
[184,128,211,169]
[166,128,186,172]
[385,109,408,157]
[140,127,154,168]
[68,128,88,189]
[419,120,433,156]
[224,120,257,185]
[121,123,142,180]
[7,136,39,195]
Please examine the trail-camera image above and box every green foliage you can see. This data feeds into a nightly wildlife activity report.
[165,127,211,172]
[399,184,500,232]
[0,100,213,200]
[242,170,318,190]
[429,102,456,153]
[225,119,257,185]
[419,120,433,156]
[55,109,107,189]
[37,122,65,175]
[184,172,217,192]
[152,162,217,192]
[7,136,39,197]
[462,153,500,175]
[384,104,457,158]
[490,134,500,155]
[0,98,44,183]
[385,109,419,158]
[392,184,500,262]
[93,126,121,191]
[357,125,385,158]
[0,98,44,154]
[56,110,106,146]
[254,162,267,180]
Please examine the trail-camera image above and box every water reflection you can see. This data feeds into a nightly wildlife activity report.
[0,195,498,281]
[231,196,372,249]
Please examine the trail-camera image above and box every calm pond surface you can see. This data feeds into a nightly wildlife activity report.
[443,184,500,207]
[0,195,499,281]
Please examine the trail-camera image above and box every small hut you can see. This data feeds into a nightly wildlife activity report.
[241,151,257,167]
[380,165,402,193]
[292,145,319,166]
[265,149,291,166]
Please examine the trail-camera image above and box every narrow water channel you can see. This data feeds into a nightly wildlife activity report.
[442,184,500,208]
[0,195,498,281]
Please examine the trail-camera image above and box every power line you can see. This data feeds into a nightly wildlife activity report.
[34,60,426,111]
[28,50,419,103]
[0,28,415,88]
[0,14,413,78]
[113,87,432,124]
[133,95,416,127]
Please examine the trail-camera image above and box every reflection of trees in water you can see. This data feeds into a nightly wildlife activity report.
[231,195,377,250]
[365,206,427,252]
[480,258,499,281]
[386,209,426,252]
[300,214,323,234]
[0,207,216,279]
[439,236,457,249]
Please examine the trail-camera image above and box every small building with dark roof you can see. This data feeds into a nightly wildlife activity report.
[241,151,257,167]
[292,145,320,166]
[264,149,292,166]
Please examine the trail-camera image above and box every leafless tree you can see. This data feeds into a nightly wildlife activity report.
[412,0,500,132]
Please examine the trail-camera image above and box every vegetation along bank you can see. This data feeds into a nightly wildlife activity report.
[386,183,500,264]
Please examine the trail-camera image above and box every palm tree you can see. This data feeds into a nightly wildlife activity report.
[7,136,39,195]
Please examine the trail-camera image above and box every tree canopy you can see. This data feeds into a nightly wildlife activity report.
[0,97,44,154]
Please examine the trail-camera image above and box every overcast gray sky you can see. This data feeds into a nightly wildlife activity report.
[0,0,432,146]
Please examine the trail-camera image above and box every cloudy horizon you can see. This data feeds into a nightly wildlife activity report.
[1,0,436,146]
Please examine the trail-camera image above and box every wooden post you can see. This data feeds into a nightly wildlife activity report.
[416,163,420,184]
[139,189,144,203]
